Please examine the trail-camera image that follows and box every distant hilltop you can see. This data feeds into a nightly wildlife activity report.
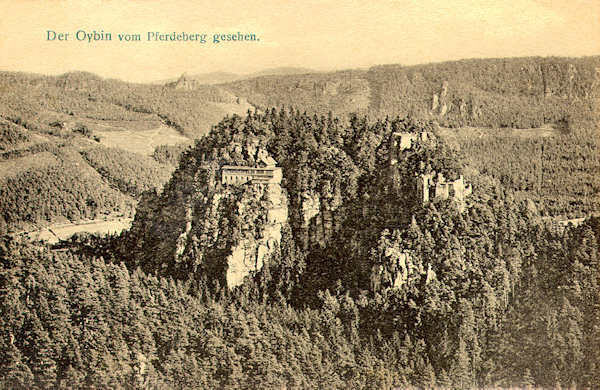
[160,66,319,86]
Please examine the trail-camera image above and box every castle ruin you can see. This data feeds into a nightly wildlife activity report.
[417,172,472,205]
[389,131,429,165]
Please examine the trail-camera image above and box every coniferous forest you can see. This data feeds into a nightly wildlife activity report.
[0,57,599,389]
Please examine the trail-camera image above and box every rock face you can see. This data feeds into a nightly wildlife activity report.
[225,179,288,288]
[431,94,439,113]
[370,247,436,292]
[431,81,450,116]
[200,147,289,289]
[292,181,343,249]
[170,73,200,90]
[301,191,321,224]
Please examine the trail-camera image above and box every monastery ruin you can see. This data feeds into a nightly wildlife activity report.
[417,172,472,205]
[387,131,472,207]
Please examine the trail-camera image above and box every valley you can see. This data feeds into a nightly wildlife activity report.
[13,215,132,244]
[94,123,189,155]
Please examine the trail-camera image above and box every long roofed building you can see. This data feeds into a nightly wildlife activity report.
[220,149,282,185]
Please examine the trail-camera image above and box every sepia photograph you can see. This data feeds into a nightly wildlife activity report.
[0,0,598,388]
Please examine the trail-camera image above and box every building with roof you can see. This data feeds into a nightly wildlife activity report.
[221,166,282,185]
[220,149,282,185]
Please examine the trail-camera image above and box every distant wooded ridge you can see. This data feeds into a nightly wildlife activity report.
[153,66,320,85]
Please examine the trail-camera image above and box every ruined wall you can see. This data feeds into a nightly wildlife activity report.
[417,173,471,206]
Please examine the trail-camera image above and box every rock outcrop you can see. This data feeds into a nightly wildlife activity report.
[126,141,289,291]
[169,73,200,90]
[225,177,288,288]
[431,80,450,116]
[293,181,343,249]
[370,247,436,292]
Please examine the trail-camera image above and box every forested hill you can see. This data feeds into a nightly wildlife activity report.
[2,56,598,140]
[0,71,253,139]
[3,109,597,389]
[0,114,177,233]
[222,56,600,128]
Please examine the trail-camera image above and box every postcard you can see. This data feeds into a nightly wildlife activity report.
[0,1,598,388]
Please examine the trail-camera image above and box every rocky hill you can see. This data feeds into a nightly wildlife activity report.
[1,99,598,388]
[100,108,600,389]
[119,110,470,297]
[124,136,288,290]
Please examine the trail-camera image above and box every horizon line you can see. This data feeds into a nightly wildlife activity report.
[2,54,599,85]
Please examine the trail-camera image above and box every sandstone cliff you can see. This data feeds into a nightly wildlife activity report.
[125,142,289,291]
[224,179,288,288]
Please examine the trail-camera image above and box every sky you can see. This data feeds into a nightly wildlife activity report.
[0,0,598,83]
